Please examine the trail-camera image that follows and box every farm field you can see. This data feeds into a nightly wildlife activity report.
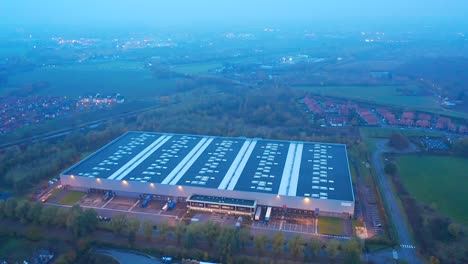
[295,85,468,119]
[2,61,178,99]
[318,216,344,236]
[397,155,468,226]
[172,61,223,74]
[295,85,437,108]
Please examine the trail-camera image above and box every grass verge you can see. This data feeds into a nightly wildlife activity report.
[59,191,85,205]
[318,216,344,236]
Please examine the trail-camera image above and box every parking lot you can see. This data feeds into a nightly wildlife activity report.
[42,190,349,238]
[252,218,317,234]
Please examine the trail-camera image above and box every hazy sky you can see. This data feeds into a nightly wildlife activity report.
[1,0,467,29]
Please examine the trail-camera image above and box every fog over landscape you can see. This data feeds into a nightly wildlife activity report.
[0,1,467,264]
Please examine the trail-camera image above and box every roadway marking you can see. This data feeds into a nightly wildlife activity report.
[400,244,416,249]
[128,200,140,211]
[47,202,179,219]
[102,196,114,208]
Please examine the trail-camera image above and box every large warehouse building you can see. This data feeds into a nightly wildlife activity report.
[60,131,355,216]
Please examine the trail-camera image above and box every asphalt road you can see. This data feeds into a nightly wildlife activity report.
[94,248,164,264]
[372,143,423,264]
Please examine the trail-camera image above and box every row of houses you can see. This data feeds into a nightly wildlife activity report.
[302,96,468,134]
[0,94,125,135]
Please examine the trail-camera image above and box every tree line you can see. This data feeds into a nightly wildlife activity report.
[0,197,364,263]
[0,199,98,239]
[104,212,363,263]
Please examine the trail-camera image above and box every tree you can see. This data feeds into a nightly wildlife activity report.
[54,207,69,227]
[128,230,136,246]
[67,205,90,238]
[175,221,186,244]
[254,234,268,256]
[272,231,285,255]
[288,235,304,259]
[27,202,43,223]
[344,250,361,264]
[111,213,128,236]
[453,138,468,157]
[82,209,98,234]
[448,223,462,239]
[308,236,322,256]
[184,223,201,249]
[15,200,31,223]
[384,162,398,176]
[158,221,170,241]
[142,220,153,241]
[39,205,58,226]
[216,227,240,263]
[428,216,451,241]
[4,198,17,218]
[388,133,409,150]
[128,217,140,233]
[342,238,363,254]
[326,239,340,260]
[238,227,251,249]
[204,221,221,247]
[0,200,5,219]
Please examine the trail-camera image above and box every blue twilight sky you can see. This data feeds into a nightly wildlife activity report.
[0,0,467,29]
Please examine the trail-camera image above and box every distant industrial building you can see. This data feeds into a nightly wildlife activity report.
[61,132,355,216]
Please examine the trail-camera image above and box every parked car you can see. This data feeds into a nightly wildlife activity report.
[40,194,52,203]
[162,256,173,263]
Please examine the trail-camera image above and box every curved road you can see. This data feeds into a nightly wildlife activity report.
[372,143,423,264]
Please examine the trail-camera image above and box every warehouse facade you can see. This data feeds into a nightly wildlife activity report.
[60,131,355,216]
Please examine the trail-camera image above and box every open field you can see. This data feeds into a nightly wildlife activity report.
[360,127,444,139]
[172,61,223,74]
[294,85,437,108]
[1,61,178,99]
[59,191,86,205]
[397,155,468,226]
[318,216,344,236]
[295,85,468,119]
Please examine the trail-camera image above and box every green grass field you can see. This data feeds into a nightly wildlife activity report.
[1,61,178,99]
[295,85,468,119]
[318,216,344,236]
[172,62,223,74]
[295,85,437,109]
[59,191,85,205]
[397,155,468,226]
[50,188,63,197]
